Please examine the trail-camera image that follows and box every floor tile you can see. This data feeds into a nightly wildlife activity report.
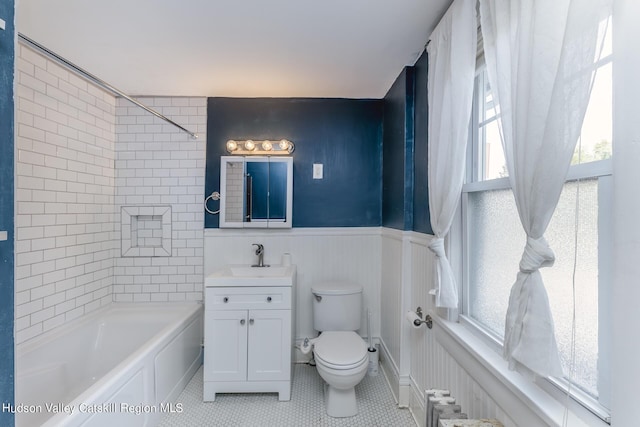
[159,364,416,427]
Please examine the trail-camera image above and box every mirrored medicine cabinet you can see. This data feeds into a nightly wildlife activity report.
[219,156,293,228]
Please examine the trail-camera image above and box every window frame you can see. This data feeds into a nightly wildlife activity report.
[456,62,613,423]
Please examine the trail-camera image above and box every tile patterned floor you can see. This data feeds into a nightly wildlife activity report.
[159,364,416,427]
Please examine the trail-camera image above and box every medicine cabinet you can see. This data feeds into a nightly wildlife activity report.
[219,156,293,228]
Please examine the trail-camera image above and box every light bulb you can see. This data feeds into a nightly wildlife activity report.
[262,140,273,151]
[279,139,289,150]
[226,140,238,152]
[244,140,255,150]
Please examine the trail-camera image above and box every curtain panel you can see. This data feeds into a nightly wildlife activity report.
[427,0,477,308]
[479,0,611,377]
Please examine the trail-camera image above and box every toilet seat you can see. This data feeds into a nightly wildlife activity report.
[313,331,368,370]
[315,352,369,371]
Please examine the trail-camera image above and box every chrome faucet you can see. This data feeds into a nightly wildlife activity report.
[252,243,269,267]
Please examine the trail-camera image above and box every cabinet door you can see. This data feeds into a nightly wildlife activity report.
[247,310,291,381]
[204,310,247,382]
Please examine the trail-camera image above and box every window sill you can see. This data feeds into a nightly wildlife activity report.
[432,313,609,427]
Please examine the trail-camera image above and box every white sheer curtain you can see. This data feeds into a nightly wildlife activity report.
[427,0,477,308]
[479,0,611,377]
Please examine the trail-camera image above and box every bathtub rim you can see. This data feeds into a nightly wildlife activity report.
[16,302,202,357]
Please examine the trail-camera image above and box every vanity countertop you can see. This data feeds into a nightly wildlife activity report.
[205,264,296,287]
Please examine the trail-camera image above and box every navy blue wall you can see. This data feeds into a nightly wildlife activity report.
[205,55,433,233]
[382,67,415,231]
[412,50,433,234]
[205,98,383,228]
[0,0,15,424]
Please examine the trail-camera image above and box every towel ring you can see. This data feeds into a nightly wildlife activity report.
[205,191,221,215]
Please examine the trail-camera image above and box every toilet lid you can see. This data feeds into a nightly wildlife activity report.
[313,331,368,367]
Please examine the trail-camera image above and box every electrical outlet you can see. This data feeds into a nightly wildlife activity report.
[313,163,323,179]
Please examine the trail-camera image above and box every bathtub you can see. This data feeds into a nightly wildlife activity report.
[15,303,203,427]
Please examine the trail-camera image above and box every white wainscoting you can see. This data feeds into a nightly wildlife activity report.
[203,227,381,342]
[380,229,404,381]
[377,230,519,427]
[405,231,517,427]
[407,231,434,424]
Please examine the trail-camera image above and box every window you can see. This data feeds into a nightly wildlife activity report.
[460,19,612,420]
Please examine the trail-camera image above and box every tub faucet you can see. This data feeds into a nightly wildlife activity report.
[252,243,269,267]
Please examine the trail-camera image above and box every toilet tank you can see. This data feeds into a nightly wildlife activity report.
[311,282,362,332]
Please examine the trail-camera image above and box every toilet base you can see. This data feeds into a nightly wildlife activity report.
[324,382,358,417]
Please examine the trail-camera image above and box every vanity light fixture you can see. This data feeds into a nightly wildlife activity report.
[226,139,295,155]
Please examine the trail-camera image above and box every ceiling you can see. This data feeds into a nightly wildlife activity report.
[16,0,452,99]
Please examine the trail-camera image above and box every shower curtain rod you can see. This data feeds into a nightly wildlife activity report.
[18,33,198,139]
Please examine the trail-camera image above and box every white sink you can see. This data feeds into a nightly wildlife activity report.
[228,266,291,277]
[206,264,296,287]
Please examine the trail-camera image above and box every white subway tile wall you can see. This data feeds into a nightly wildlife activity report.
[113,96,206,303]
[135,215,163,247]
[15,44,207,344]
[15,45,118,345]
[121,205,173,257]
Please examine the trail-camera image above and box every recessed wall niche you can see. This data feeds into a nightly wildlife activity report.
[121,206,172,257]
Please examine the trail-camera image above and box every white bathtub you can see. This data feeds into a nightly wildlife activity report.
[15,303,203,427]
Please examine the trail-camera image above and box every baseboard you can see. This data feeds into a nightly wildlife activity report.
[408,376,426,427]
[398,380,411,408]
[378,337,413,408]
[378,339,400,404]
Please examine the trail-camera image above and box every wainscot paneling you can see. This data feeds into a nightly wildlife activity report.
[204,227,381,342]
[380,229,404,368]
[378,228,406,403]
[405,232,518,427]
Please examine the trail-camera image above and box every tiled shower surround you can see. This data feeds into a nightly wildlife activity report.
[15,44,117,345]
[113,96,206,302]
[14,43,207,344]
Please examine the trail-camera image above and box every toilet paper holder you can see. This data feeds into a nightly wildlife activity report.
[413,307,433,329]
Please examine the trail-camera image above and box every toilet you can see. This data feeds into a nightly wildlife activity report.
[305,282,368,418]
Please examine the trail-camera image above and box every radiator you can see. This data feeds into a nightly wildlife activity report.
[438,420,505,427]
[425,389,467,427]
[425,390,503,427]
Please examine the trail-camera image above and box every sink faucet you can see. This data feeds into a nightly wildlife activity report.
[252,243,269,267]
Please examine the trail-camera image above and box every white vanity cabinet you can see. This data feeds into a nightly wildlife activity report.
[203,284,294,401]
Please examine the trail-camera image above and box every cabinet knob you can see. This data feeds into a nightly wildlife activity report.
[223,297,229,303]
[240,319,245,325]
[249,319,254,325]
[267,296,272,302]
